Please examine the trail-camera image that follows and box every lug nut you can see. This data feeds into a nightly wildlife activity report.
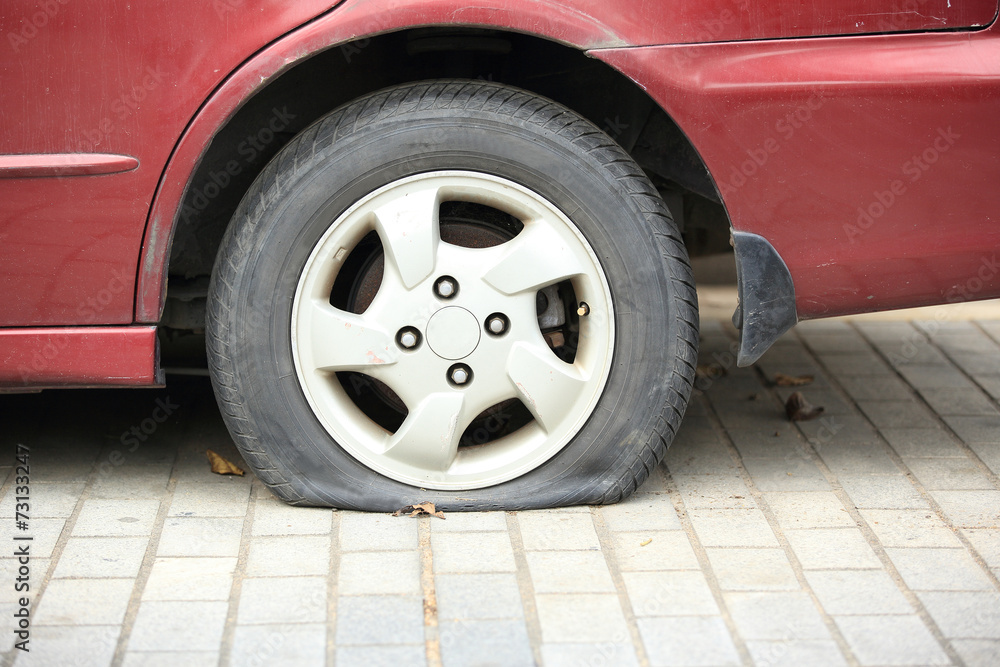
[396,327,421,350]
[434,276,458,299]
[486,314,508,336]
[448,364,472,386]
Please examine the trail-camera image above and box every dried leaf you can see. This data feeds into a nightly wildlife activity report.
[696,363,726,380]
[774,373,814,387]
[639,538,652,547]
[785,391,825,422]
[206,450,244,476]
[392,502,445,519]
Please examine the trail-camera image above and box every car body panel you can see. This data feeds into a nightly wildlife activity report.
[0,326,159,388]
[595,27,1000,317]
[0,0,340,327]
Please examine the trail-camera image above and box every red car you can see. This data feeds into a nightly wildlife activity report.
[2,1,998,510]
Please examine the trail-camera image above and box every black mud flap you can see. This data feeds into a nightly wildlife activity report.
[731,231,797,366]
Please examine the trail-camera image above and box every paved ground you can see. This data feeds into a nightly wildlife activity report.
[1,317,999,667]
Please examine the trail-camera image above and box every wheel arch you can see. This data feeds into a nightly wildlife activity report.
[137,23,731,325]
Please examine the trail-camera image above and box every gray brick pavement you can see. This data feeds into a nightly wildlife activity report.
[1,317,999,666]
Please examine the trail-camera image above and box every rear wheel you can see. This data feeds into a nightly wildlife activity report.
[207,80,697,510]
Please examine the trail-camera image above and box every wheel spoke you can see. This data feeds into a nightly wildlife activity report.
[507,341,587,433]
[383,392,465,472]
[373,187,441,289]
[306,300,396,372]
[482,222,587,295]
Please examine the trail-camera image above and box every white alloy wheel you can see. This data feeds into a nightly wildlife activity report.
[291,171,614,489]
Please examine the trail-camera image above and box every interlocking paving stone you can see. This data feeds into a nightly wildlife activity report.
[783,528,882,570]
[859,508,964,548]
[526,550,615,593]
[73,499,160,537]
[338,551,421,596]
[880,427,967,458]
[705,548,799,591]
[167,481,251,518]
[434,574,524,620]
[637,616,741,667]
[425,510,507,533]
[930,489,1000,528]
[740,457,832,492]
[837,474,929,509]
[654,474,754,512]
[251,498,333,536]
[157,517,244,557]
[237,577,327,624]
[121,651,219,667]
[128,601,228,652]
[34,579,134,626]
[13,625,120,667]
[598,494,684,530]
[963,528,1000,568]
[438,619,533,667]
[142,557,237,601]
[745,639,848,667]
[611,531,700,571]
[944,415,1000,444]
[89,465,172,499]
[664,437,738,475]
[898,364,979,390]
[246,535,330,577]
[803,569,913,615]
[917,591,1000,638]
[517,511,600,551]
[834,615,950,666]
[52,537,149,579]
[858,401,938,430]
[334,596,424,646]
[951,638,1000,667]
[885,547,995,591]
[687,508,780,547]
[919,388,1000,416]
[431,531,516,573]
[623,571,719,617]
[534,594,630,643]
[724,591,831,640]
[230,623,327,666]
[763,491,855,529]
[340,511,420,549]
[336,645,427,667]
[540,643,640,667]
[905,456,996,490]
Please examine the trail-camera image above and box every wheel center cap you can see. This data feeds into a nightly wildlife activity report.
[426,307,481,360]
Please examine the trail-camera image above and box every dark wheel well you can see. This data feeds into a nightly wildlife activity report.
[162,27,730,330]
